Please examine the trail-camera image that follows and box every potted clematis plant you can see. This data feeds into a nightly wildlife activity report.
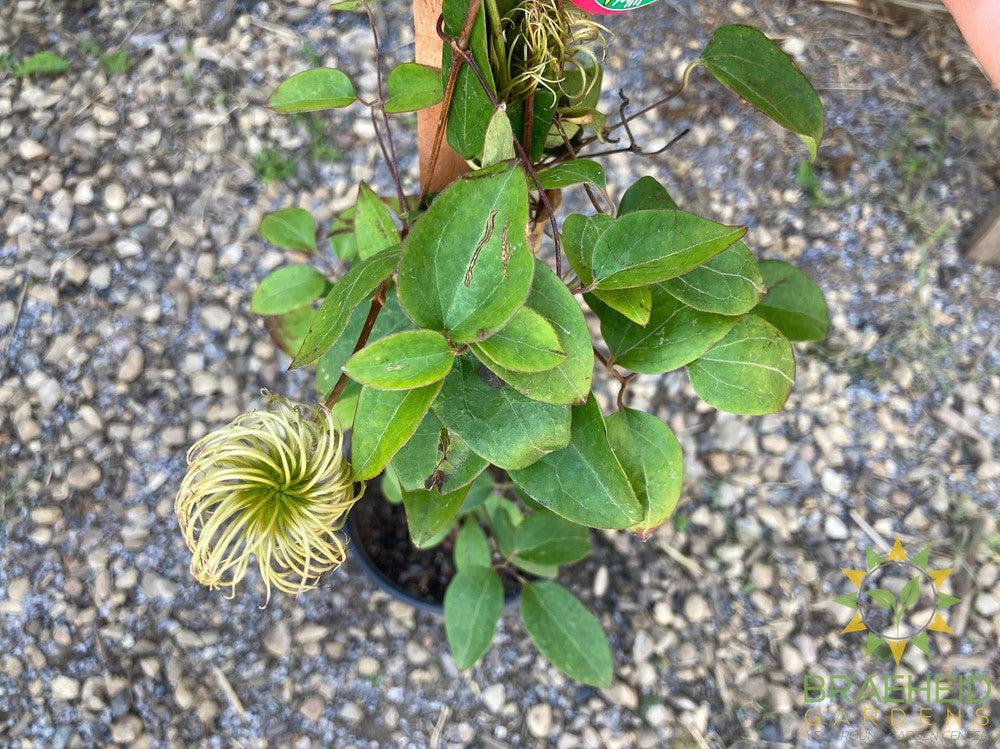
[176,0,829,686]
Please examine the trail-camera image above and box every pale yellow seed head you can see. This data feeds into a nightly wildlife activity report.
[175,392,361,602]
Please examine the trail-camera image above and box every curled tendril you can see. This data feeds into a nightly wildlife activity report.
[175,391,361,603]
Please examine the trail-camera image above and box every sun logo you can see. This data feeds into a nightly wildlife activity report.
[836,538,959,665]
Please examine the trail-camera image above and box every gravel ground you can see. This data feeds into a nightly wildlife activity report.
[2,0,999,746]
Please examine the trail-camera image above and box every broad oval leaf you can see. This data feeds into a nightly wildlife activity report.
[292,247,400,368]
[259,207,317,252]
[509,397,642,529]
[591,209,746,290]
[384,62,444,113]
[251,264,329,315]
[618,175,678,214]
[589,286,737,374]
[537,159,606,190]
[401,484,469,548]
[473,307,564,373]
[701,25,824,159]
[754,259,829,341]
[268,68,357,112]
[454,519,492,570]
[561,213,613,286]
[351,380,443,480]
[514,512,590,565]
[264,306,314,356]
[345,330,454,390]
[481,106,516,166]
[686,315,795,415]
[474,261,594,405]
[397,166,533,342]
[589,286,652,326]
[354,183,399,260]
[662,241,765,316]
[445,567,504,669]
[521,581,612,688]
[433,356,571,470]
[617,178,764,316]
[315,288,411,396]
[605,408,683,540]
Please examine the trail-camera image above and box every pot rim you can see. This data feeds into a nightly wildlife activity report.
[344,508,448,615]
[344,495,521,616]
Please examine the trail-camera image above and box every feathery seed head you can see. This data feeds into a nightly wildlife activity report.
[175,392,360,602]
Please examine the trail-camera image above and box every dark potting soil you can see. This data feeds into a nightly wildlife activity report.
[350,490,456,605]
[349,488,521,606]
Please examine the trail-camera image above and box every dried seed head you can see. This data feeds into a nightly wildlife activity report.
[175,392,360,602]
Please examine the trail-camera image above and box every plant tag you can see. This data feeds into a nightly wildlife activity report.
[568,0,660,14]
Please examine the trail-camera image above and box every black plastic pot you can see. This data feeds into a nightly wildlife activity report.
[344,481,520,615]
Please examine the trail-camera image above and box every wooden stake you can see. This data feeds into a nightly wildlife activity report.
[414,0,468,193]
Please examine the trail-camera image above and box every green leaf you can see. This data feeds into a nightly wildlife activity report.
[481,106,516,166]
[474,261,594,405]
[384,62,444,113]
[268,68,357,112]
[509,397,642,529]
[618,175,678,214]
[329,380,361,430]
[345,330,454,390]
[351,381,443,480]
[561,213,612,286]
[315,287,411,395]
[397,166,532,342]
[455,519,492,569]
[401,485,468,548]
[264,306,315,356]
[433,356,571,470]
[898,576,921,611]
[605,409,683,540]
[510,555,558,578]
[472,307,564,373]
[619,178,764,315]
[458,471,495,511]
[561,58,603,111]
[536,159,606,190]
[700,25,824,159]
[354,183,399,260]
[330,0,364,9]
[481,494,518,556]
[251,264,329,315]
[866,588,896,610]
[12,51,69,77]
[292,247,400,368]
[755,259,829,341]
[588,287,651,326]
[589,285,737,374]
[514,512,590,565]
[443,0,496,159]
[387,411,490,494]
[521,581,613,687]
[662,242,765,316]
[686,315,795,415]
[591,210,747,290]
[444,567,504,668]
[259,207,317,252]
